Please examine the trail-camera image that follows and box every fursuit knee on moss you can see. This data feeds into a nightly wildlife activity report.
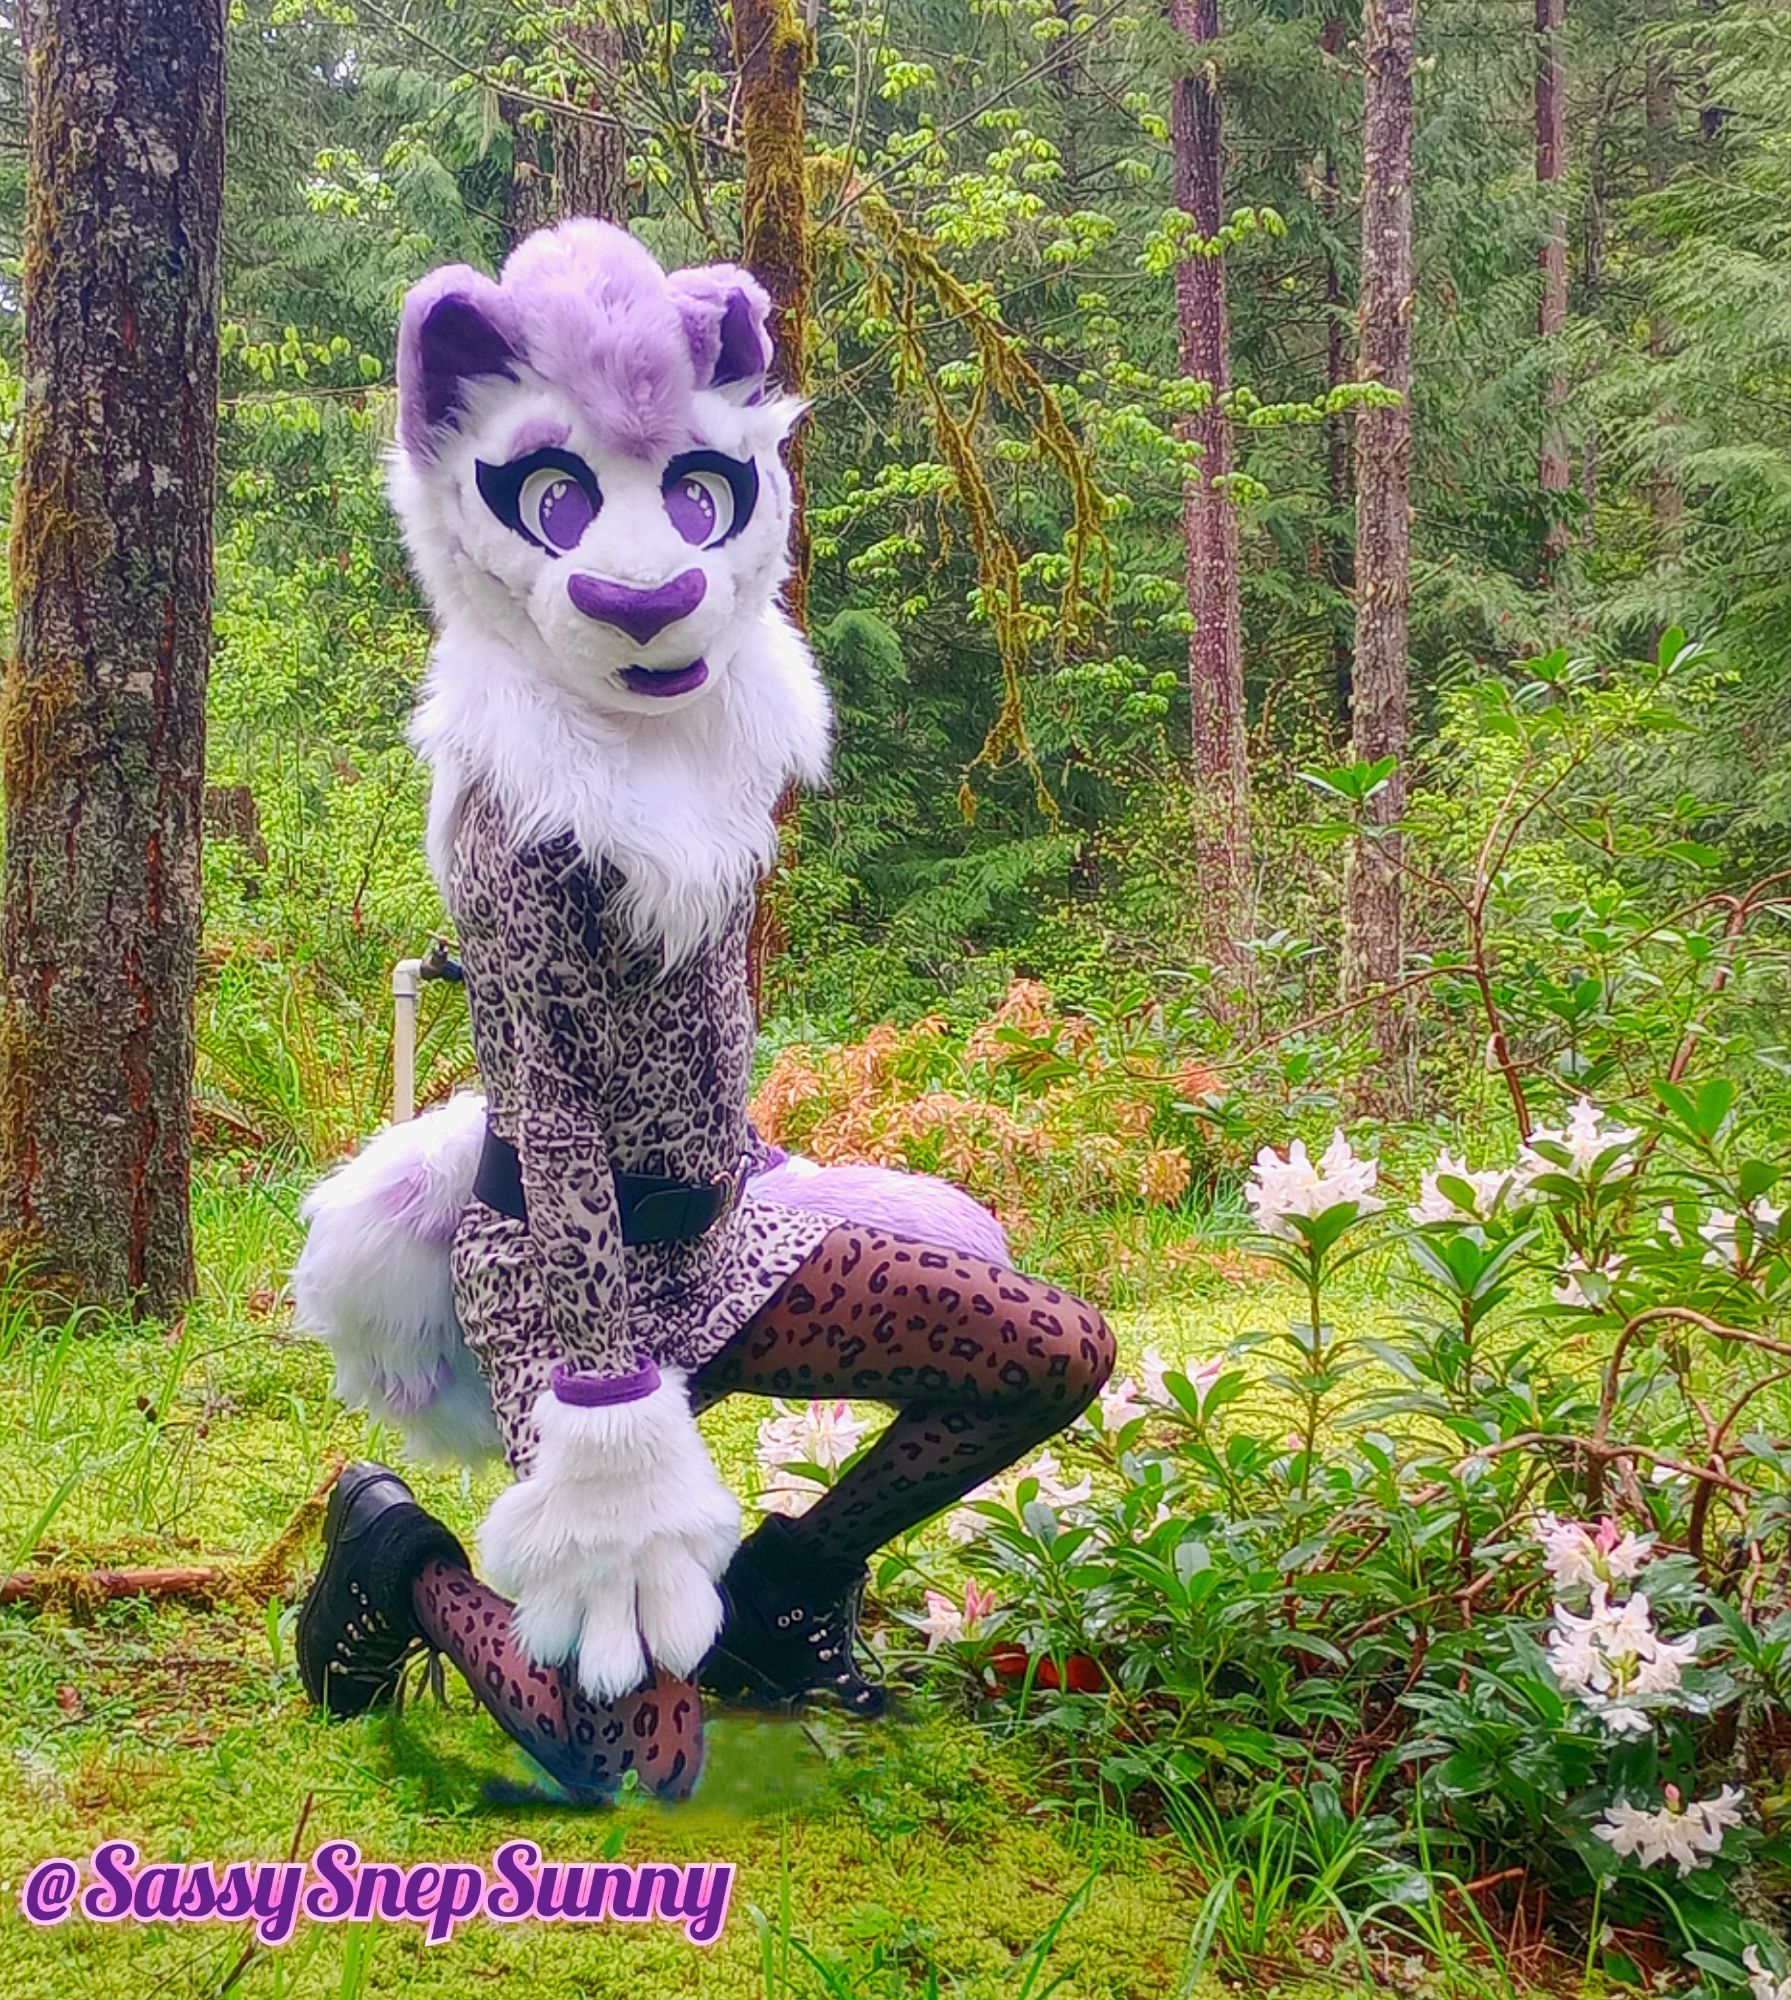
[291,220,1007,1702]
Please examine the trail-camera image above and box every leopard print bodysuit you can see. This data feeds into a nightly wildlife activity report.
[444,781,835,1469]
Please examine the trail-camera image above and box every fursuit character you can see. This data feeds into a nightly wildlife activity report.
[293,223,1114,1799]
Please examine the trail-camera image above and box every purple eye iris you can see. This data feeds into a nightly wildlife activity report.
[666,471,728,547]
[520,468,595,552]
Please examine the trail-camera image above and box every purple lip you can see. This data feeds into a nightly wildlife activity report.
[619,658,709,698]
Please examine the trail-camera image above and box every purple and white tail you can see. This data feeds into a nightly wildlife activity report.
[293,1094,1010,1470]
[292,1092,502,1466]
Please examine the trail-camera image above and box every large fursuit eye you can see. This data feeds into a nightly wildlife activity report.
[474,449,601,555]
[520,468,595,551]
[662,450,758,549]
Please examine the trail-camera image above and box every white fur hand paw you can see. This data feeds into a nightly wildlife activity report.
[478,1367,741,1703]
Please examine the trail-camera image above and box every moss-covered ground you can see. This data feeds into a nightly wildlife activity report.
[0,1163,1411,1998]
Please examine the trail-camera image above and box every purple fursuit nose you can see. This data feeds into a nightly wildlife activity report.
[568,567,707,645]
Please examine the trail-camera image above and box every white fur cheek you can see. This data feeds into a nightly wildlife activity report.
[476,1371,741,1699]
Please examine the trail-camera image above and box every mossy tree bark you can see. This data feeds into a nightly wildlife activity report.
[733,0,812,1007]
[1170,0,1255,990]
[732,0,812,626]
[1,0,224,1312]
[1343,0,1416,1113]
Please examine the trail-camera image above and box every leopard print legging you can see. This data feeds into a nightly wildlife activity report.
[410,1226,1114,1800]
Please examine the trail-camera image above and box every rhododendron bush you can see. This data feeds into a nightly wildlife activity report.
[827,1081,1791,1992]
[752,977,1231,1292]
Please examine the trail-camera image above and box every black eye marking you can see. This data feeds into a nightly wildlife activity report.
[474,447,603,555]
[661,449,758,548]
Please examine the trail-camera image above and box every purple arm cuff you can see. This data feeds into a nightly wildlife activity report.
[550,1360,662,1408]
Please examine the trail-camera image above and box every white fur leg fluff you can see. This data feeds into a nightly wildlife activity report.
[292,1092,500,1466]
[478,1369,742,1702]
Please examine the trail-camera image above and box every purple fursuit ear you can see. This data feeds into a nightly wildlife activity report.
[665,265,775,398]
[397,266,523,460]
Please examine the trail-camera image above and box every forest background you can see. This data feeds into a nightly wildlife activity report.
[2,1,1791,1997]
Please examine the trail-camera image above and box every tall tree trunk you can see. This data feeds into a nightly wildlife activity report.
[734,0,812,1006]
[1581,104,1606,546]
[1343,0,1416,1111]
[501,20,628,250]
[2,0,224,1311]
[1321,15,1354,732]
[501,98,557,249]
[557,21,629,224]
[732,0,811,624]
[1536,0,1571,573]
[1170,0,1254,982]
[1645,5,1684,555]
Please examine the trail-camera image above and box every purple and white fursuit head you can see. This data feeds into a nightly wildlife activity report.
[293,222,1007,1474]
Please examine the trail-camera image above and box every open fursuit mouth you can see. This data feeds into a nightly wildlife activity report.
[619,658,709,697]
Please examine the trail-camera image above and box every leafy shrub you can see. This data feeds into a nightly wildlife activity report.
[751,976,1240,1292]
[887,1080,1791,1990]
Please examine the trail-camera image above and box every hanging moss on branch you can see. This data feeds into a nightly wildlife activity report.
[816,170,1111,816]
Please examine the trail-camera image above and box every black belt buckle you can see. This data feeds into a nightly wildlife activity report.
[475,1123,749,1247]
[616,1162,743,1246]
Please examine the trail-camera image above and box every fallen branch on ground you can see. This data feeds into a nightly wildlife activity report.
[0,1458,342,1615]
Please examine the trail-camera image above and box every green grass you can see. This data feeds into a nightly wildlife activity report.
[0,1159,1326,2000]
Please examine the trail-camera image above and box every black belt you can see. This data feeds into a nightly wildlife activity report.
[473,1125,745,1247]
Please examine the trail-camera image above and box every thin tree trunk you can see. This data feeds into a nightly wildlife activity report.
[1170,0,1254,982]
[1053,0,1086,196]
[1343,0,1416,1111]
[1645,5,1684,555]
[501,98,556,249]
[1581,104,1606,546]
[734,0,812,1005]
[2,0,224,1311]
[1320,15,1354,733]
[1536,0,1571,573]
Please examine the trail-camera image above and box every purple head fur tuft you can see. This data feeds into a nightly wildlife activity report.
[397,225,781,464]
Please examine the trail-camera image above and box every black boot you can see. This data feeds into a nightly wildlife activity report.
[297,1462,468,1719]
[701,1517,888,1717]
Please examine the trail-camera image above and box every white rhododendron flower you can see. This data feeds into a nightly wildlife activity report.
[943,1477,1005,1546]
[1744,1948,1791,2000]
[1553,1251,1625,1309]
[1700,1198,1783,1271]
[1245,1131,1383,1239]
[1084,1374,1151,1432]
[1139,1345,1173,1405]
[1594,1785,1746,1876]
[1547,1587,1698,1731]
[1020,1450,1094,1510]
[918,1579,997,1650]
[1535,1513,1654,1593]
[1519,1097,1639,1184]
[756,1397,869,1474]
[755,1471,823,1519]
[1408,1148,1522,1224]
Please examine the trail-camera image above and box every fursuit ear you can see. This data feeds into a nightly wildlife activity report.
[666,264,777,406]
[397,266,523,461]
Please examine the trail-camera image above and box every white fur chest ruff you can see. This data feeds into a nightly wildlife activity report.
[410,605,828,966]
